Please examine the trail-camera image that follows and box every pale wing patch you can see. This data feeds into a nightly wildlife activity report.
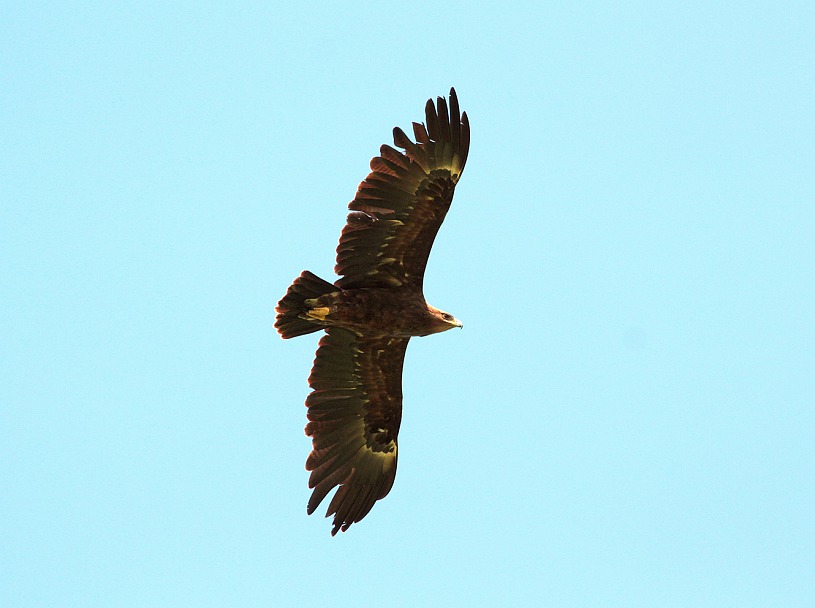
[365,442,397,472]
[306,306,330,321]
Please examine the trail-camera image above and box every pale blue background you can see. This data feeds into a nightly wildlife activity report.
[2,2,813,606]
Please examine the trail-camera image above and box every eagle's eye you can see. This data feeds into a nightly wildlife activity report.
[441,313,452,321]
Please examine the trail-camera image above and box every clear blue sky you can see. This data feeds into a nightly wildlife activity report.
[2,2,813,606]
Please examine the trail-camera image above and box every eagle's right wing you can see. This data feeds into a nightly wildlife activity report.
[335,88,469,291]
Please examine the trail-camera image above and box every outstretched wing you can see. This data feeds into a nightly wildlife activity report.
[305,328,409,535]
[335,87,470,290]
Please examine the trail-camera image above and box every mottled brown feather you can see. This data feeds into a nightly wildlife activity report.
[335,87,469,290]
[305,328,408,535]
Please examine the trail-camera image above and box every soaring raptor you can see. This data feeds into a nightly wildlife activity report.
[275,88,469,535]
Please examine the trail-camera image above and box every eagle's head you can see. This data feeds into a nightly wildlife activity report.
[426,304,463,334]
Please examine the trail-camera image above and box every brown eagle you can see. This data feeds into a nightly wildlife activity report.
[275,88,469,535]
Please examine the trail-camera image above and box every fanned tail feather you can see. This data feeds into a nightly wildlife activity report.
[275,271,337,339]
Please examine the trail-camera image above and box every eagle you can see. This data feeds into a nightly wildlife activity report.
[275,88,469,535]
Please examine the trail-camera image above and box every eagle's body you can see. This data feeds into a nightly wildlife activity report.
[275,89,469,535]
[303,285,456,338]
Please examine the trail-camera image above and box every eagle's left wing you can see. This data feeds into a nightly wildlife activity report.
[305,328,409,535]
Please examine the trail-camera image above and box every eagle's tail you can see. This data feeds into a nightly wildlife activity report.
[275,271,337,339]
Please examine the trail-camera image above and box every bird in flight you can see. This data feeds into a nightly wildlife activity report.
[275,88,470,535]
